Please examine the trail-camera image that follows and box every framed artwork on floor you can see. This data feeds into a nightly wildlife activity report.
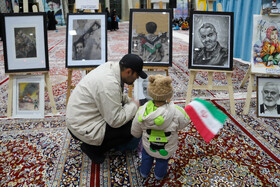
[257,77,280,118]
[66,13,107,68]
[128,9,172,67]
[134,71,167,106]
[251,15,280,74]
[13,75,45,118]
[189,10,234,71]
[2,13,49,73]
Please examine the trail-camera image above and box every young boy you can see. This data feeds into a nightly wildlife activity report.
[131,74,190,180]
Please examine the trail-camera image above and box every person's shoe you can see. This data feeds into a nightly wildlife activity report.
[115,137,141,152]
[80,143,105,164]
[137,166,148,179]
[155,173,167,180]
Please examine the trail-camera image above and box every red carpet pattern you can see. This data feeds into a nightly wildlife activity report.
[0,117,91,186]
[99,110,280,186]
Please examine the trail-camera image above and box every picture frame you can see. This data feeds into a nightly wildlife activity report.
[189,10,234,71]
[43,0,65,25]
[128,9,172,67]
[134,71,167,106]
[257,76,280,118]
[13,75,45,118]
[2,13,49,73]
[66,13,107,68]
[251,15,280,74]
[262,0,280,14]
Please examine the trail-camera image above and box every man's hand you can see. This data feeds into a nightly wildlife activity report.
[131,97,140,108]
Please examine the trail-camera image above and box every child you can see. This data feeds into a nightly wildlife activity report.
[139,21,165,62]
[131,74,191,180]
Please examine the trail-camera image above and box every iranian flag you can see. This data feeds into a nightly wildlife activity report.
[184,99,228,143]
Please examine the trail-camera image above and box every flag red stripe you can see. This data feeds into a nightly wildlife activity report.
[185,105,215,143]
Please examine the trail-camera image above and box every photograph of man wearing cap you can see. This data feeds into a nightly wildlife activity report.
[66,54,147,164]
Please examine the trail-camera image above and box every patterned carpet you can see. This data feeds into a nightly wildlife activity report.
[0,22,279,186]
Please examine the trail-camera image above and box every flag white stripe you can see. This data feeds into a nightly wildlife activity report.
[188,100,223,134]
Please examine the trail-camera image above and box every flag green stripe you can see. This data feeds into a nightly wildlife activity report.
[194,98,227,124]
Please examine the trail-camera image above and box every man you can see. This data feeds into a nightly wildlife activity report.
[193,23,228,66]
[46,0,62,16]
[260,82,280,115]
[73,37,85,60]
[66,54,147,164]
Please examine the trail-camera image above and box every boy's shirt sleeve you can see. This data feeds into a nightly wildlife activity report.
[175,105,191,130]
[131,109,143,138]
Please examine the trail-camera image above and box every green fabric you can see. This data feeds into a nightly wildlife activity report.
[193,98,227,124]
[159,149,168,156]
[142,43,162,54]
[154,116,164,126]
[138,115,143,122]
[149,130,167,143]
[144,100,158,117]
[175,105,190,120]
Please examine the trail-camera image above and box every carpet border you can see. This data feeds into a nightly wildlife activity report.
[212,99,280,163]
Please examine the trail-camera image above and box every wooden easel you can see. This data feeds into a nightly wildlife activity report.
[184,2,235,114]
[185,69,236,115]
[66,68,95,105]
[128,66,169,98]
[7,72,57,117]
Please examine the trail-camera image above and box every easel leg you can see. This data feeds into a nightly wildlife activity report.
[227,72,236,115]
[243,73,255,115]
[66,69,73,105]
[185,71,197,106]
[208,72,213,89]
[7,75,13,118]
[240,65,251,88]
[45,73,57,115]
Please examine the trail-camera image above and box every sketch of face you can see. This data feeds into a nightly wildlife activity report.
[142,79,152,100]
[199,27,218,51]
[76,42,84,56]
[262,82,280,107]
[270,30,278,43]
[48,1,60,12]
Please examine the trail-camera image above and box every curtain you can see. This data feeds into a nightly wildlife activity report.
[216,0,262,62]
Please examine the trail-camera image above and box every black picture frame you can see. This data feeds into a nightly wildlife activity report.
[2,13,49,73]
[257,76,280,118]
[128,9,172,67]
[189,10,234,71]
[66,13,107,68]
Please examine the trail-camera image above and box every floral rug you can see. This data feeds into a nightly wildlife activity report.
[0,116,91,186]
[99,109,280,186]
[0,22,279,186]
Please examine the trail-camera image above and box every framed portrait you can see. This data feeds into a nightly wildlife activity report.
[66,13,107,68]
[13,75,45,118]
[189,10,234,71]
[43,0,65,25]
[257,76,280,118]
[134,71,167,106]
[251,15,280,74]
[128,9,172,67]
[2,13,49,73]
[262,0,280,14]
